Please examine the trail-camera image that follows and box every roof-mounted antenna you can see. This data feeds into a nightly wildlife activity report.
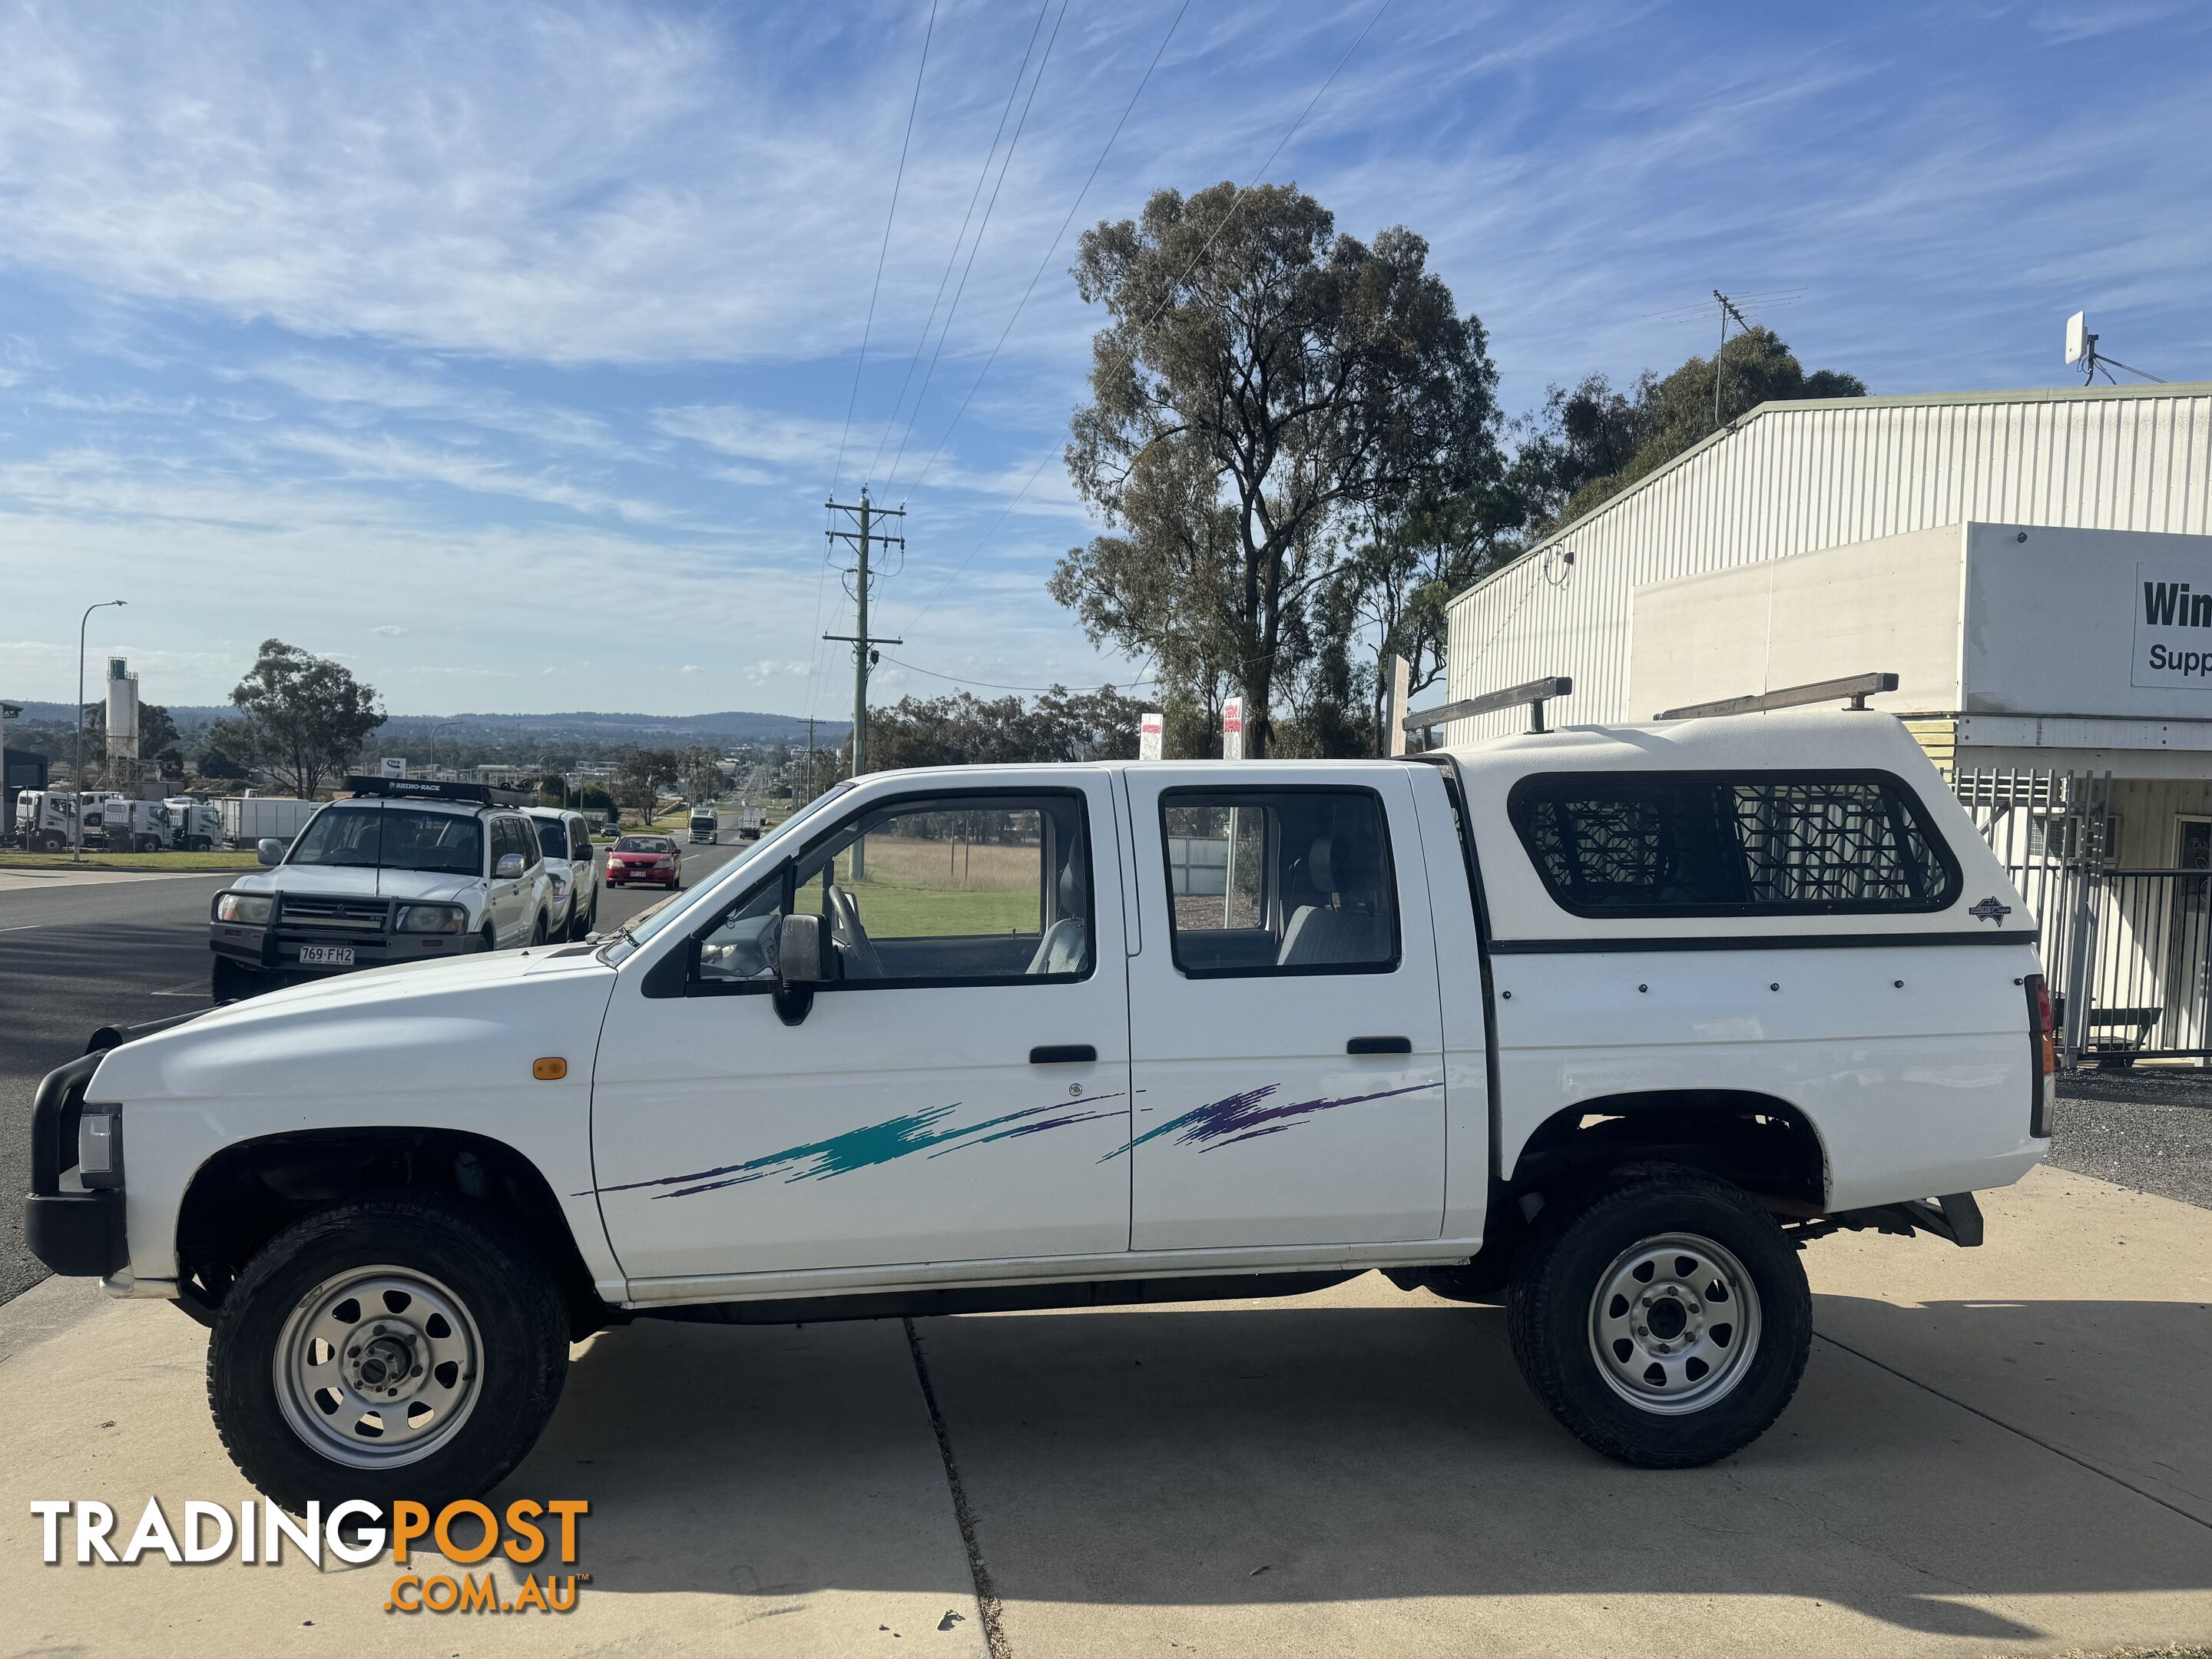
[2066,310,2164,386]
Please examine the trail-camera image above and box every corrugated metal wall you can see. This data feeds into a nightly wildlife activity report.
[1442,386,2212,743]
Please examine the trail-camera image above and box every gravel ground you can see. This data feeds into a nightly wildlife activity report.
[2051,1071,2212,1212]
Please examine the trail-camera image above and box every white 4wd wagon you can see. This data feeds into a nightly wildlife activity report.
[207,777,557,1001]
[26,710,2051,1509]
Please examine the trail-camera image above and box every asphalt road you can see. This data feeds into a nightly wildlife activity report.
[0,836,751,1305]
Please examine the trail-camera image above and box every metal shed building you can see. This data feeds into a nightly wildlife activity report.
[1438,381,2212,1065]
[1443,382,2212,742]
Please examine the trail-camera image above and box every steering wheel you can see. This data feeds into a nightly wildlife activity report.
[824,883,885,981]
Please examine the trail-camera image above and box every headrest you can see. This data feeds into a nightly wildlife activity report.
[1307,834,1336,896]
[1058,856,1084,912]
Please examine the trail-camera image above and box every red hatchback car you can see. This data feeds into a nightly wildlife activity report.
[606,834,682,889]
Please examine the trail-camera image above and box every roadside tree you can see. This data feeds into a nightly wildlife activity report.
[1060,182,1500,757]
[224,641,386,797]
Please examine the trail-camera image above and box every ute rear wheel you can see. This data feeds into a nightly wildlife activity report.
[207,1194,568,1512]
[1507,1167,1810,1468]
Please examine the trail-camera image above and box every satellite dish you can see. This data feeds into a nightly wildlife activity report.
[2065,310,2088,366]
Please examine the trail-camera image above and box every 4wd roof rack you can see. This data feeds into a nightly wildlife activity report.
[342,774,533,808]
[1402,675,1574,740]
[1655,671,1899,721]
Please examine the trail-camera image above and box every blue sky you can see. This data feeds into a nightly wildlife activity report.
[2,0,2207,717]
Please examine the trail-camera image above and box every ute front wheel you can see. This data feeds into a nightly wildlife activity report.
[1507,1167,1810,1469]
[207,1194,568,1512]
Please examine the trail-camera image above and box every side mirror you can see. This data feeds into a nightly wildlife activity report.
[773,912,833,1026]
[494,853,525,879]
[777,912,830,985]
[256,838,285,866]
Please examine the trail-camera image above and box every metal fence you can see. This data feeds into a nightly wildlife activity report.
[1955,766,2212,1066]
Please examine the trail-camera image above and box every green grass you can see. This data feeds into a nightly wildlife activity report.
[837,881,1040,940]
[0,849,261,871]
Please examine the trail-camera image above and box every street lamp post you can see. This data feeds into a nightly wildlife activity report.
[74,600,127,863]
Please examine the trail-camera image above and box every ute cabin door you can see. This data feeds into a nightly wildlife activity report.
[591,775,1133,1285]
[1121,766,1446,1251]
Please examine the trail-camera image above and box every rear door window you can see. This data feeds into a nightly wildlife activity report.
[1160,788,1399,976]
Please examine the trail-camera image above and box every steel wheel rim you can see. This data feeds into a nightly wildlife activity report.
[273,1264,484,1469]
[1587,1231,1761,1416]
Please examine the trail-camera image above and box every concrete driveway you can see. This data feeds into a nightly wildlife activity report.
[3,1164,2207,1658]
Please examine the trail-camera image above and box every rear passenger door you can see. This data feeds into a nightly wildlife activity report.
[1121,767,1446,1250]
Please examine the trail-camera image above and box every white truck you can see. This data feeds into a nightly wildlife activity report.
[217,794,321,851]
[13,789,96,852]
[165,796,225,853]
[25,710,2051,1513]
[100,796,171,853]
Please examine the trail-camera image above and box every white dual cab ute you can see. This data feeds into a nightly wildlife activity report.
[205,777,597,1001]
[25,709,2053,1511]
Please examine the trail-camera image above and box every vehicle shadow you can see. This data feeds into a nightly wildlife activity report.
[503,1289,2212,1640]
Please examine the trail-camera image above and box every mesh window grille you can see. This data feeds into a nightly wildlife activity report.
[1730,781,1945,906]
[1510,773,1959,916]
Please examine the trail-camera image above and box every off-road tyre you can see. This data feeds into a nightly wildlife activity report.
[1507,1166,1811,1469]
[210,956,256,1003]
[207,1193,568,1513]
[531,912,550,945]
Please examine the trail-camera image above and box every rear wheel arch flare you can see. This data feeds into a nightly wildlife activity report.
[1507,1089,1829,1210]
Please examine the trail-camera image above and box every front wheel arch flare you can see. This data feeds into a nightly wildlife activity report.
[173,1126,611,1336]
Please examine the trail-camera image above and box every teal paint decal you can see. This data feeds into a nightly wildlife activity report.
[586,1091,1128,1200]
[586,1077,1442,1203]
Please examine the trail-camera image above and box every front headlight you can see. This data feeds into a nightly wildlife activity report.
[214,892,273,925]
[395,902,467,935]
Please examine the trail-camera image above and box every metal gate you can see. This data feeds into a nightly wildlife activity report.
[1955,767,2212,1065]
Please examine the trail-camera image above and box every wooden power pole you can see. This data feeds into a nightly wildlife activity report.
[823,487,903,878]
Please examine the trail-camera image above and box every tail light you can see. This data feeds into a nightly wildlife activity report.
[2025,972,2055,1137]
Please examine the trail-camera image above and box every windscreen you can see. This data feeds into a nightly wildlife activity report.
[289,806,483,876]
[616,836,673,853]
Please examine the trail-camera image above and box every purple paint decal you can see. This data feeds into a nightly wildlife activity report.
[1103,1079,1440,1161]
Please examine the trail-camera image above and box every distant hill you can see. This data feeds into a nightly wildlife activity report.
[2,701,847,746]
[400,710,849,743]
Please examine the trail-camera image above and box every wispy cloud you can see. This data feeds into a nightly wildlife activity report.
[273,429,681,525]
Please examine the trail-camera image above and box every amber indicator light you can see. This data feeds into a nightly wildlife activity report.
[533,1058,568,1081]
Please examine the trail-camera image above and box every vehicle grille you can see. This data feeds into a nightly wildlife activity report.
[279,896,391,932]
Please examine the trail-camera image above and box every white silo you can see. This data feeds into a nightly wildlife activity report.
[105,656,140,769]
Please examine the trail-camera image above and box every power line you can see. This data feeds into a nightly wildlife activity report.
[898,0,1396,631]
[825,0,939,502]
[865,0,1065,488]
[879,653,1154,694]
[808,0,938,732]
[903,0,1195,494]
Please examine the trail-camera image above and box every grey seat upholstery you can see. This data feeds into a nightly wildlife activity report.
[1278,833,1390,967]
[1027,857,1089,975]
